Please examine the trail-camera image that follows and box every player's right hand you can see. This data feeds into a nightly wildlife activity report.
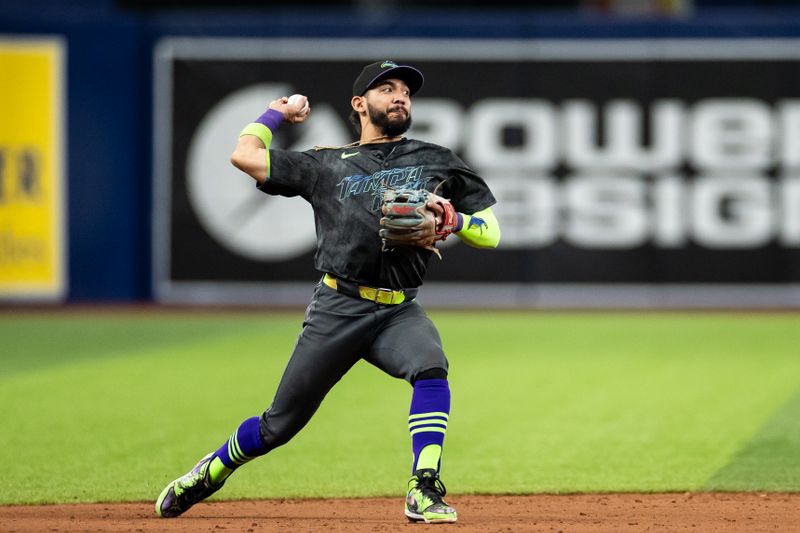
[269,95,311,124]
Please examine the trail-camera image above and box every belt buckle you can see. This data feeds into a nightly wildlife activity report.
[375,288,396,305]
[375,289,406,305]
[358,284,404,305]
[358,286,401,305]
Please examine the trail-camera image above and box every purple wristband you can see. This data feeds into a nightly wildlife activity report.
[255,108,284,132]
[455,213,464,232]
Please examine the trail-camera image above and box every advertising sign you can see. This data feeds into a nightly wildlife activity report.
[154,39,800,307]
[0,38,65,301]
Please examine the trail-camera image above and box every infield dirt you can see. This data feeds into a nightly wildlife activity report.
[2,493,798,532]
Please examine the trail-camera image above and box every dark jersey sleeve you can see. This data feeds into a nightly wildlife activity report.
[257,148,321,200]
[440,152,496,214]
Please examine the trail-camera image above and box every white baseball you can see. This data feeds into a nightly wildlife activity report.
[287,94,309,114]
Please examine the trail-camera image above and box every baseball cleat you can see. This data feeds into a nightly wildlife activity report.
[404,468,457,523]
[155,452,224,518]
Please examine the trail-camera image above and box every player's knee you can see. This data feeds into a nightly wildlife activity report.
[258,409,294,451]
[413,367,448,383]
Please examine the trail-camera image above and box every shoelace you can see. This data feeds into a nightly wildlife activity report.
[178,462,212,493]
[417,476,447,503]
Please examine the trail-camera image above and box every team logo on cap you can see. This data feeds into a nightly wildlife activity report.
[381,60,398,69]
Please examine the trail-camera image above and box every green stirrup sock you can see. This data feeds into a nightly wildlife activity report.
[208,457,233,486]
[416,444,443,472]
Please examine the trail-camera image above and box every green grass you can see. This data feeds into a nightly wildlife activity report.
[1,310,799,504]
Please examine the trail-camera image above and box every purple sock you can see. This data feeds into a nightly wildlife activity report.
[408,378,450,473]
[212,416,268,470]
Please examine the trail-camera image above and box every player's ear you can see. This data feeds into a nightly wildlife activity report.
[351,95,365,113]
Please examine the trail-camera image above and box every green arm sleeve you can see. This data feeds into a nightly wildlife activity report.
[455,207,501,249]
[239,122,273,178]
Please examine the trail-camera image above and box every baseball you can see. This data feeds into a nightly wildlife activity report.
[288,94,310,115]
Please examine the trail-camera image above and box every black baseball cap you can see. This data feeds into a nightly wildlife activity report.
[352,60,424,97]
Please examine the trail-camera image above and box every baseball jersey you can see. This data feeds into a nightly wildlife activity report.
[259,138,496,289]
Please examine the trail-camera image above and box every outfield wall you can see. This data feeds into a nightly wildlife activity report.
[2,1,800,307]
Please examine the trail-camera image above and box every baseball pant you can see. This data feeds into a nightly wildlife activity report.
[258,280,448,451]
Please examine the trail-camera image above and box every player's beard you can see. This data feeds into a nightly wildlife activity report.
[367,102,412,137]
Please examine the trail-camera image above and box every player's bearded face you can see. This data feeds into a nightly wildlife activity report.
[367,101,412,137]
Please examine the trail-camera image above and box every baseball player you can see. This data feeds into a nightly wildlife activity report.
[156,60,501,524]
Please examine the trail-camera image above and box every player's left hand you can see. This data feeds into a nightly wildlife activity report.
[269,95,311,124]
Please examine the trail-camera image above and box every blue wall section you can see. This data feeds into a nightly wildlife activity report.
[2,0,800,301]
[67,21,148,300]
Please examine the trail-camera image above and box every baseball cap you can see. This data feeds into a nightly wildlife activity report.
[352,60,424,97]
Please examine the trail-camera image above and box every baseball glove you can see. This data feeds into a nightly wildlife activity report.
[379,188,458,258]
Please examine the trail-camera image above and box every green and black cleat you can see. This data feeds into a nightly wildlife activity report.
[404,468,457,523]
[156,453,224,518]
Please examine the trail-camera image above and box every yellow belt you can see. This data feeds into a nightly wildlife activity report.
[322,273,409,305]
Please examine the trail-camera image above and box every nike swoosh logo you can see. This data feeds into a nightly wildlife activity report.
[341,152,359,159]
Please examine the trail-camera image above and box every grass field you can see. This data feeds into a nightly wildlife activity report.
[2,310,799,505]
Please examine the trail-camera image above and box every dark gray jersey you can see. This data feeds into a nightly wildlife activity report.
[259,138,495,289]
